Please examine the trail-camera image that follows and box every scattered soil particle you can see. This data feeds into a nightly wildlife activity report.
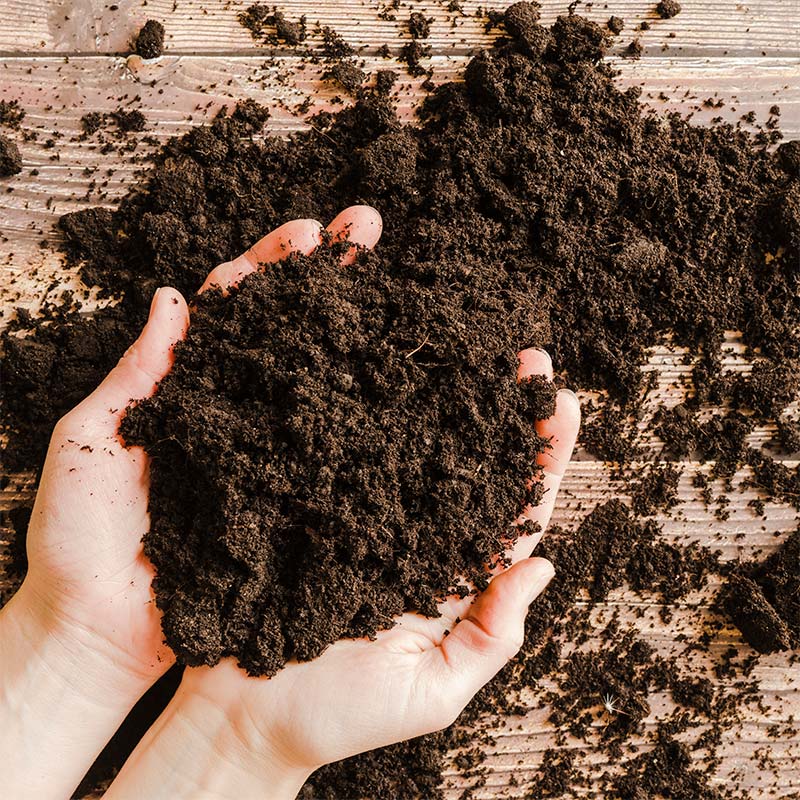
[407,12,432,39]
[625,38,643,58]
[399,39,431,76]
[630,463,682,517]
[111,109,147,132]
[323,62,366,96]
[0,99,25,128]
[272,10,306,45]
[0,134,22,176]
[607,15,625,34]
[238,5,306,45]
[656,0,682,19]
[322,26,355,60]
[133,19,165,59]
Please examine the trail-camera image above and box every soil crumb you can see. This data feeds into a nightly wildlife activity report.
[607,15,625,34]
[133,20,165,59]
[0,134,22,176]
[723,530,800,653]
[656,0,682,19]
[238,5,306,45]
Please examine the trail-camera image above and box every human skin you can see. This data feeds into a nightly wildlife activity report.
[0,205,580,800]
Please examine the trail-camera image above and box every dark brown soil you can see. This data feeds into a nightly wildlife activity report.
[0,99,25,129]
[607,16,625,34]
[656,0,682,19]
[323,62,366,96]
[1,2,799,797]
[238,5,307,46]
[121,249,555,674]
[408,12,432,39]
[723,530,800,653]
[0,134,22,176]
[133,20,165,59]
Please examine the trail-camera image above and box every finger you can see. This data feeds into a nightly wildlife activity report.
[198,218,324,293]
[65,287,189,435]
[326,205,383,265]
[430,558,554,716]
[517,346,553,382]
[483,348,554,572]
[507,388,581,563]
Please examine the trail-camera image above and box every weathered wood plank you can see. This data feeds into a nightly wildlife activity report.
[0,0,799,57]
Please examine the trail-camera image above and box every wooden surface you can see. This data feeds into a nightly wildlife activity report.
[2,1,800,797]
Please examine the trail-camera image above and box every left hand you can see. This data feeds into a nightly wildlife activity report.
[0,206,377,800]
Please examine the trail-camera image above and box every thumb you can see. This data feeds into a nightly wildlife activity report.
[69,287,189,433]
[434,557,554,712]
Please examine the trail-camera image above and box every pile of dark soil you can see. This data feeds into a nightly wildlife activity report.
[2,2,799,797]
[120,248,554,675]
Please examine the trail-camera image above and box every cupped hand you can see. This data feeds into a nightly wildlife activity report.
[20,206,378,684]
[103,206,581,800]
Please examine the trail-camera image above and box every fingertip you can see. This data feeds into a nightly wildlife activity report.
[247,217,324,266]
[200,218,325,294]
[517,347,553,381]
[555,388,582,427]
[150,287,189,332]
[327,205,383,263]
[521,557,555,603]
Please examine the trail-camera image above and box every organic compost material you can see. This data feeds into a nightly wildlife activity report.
[723,530,800,653]
[2,3,799,798]
[120,249,555,674]
[656,0,682,19]
[0,134,22,177]
[133,20,165,59]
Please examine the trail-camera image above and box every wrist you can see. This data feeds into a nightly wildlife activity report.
[105,670,311,800]
[6,578,158,703]
[0,582,156,799]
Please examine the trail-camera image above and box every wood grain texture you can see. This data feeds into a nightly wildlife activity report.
[1,2,800,796]
[1,54,798,318]
[1,0,800,57]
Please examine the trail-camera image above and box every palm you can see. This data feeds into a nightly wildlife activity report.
[187,598,474,770]
[26,407,171,677]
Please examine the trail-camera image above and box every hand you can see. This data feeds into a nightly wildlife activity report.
[103,207,581,800]
[0,206,378,800]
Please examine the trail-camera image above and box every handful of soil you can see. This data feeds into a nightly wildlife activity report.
[121,244,556,676]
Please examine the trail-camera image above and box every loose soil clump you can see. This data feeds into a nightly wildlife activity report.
[723,530,800,653]
[0,134,22,176]
[133,20,165,59]
[656,0,682,19]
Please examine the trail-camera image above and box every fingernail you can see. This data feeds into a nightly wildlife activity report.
[527,561,555,603]
[558,388,580,405]
[148,287,163,317]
